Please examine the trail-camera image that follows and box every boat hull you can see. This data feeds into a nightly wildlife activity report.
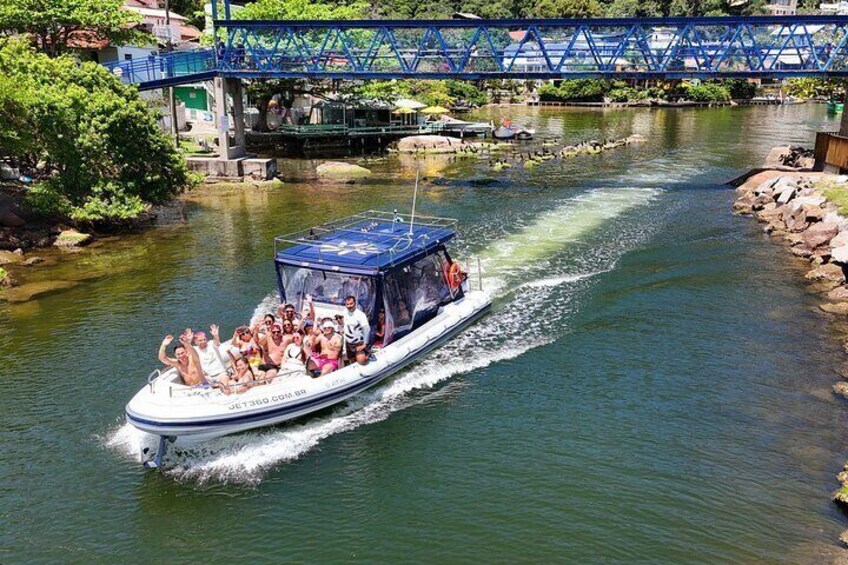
[126,293,491,444]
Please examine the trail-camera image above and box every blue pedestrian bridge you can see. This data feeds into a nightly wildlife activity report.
[103,16,848,90]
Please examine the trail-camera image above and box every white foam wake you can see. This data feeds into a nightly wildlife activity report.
[105,185,662,483]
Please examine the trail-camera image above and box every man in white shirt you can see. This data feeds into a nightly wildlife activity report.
[343,295,370,362]
[194,325,227,381]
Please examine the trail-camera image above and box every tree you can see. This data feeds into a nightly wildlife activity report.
[0,38,191,223]
[234,0,367,131]
[532,0,603,17]
[604,0,664,17]
[0,0,148,57]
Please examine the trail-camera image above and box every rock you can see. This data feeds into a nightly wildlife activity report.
[791,244,813,258]
[831,231,848,249]
[776,186,797,204]
[835,381,848,398]
[763,146,792,168]
[828,286,848,301]
[0,210,25,227]
[0,266,11,287]
[806,263,846,284]
[315,161,372,179]
[21,256,44,266]
[397,135,467,153]
[0,163,19,180]
[792,195,827,209]
[784,212,809,233]
[833,245,848,265]
[0,279,79,302]
[803,221,839,250]
[0,250,23,265]
[783,232,804,245]
[752,193,772,211]
[820,302,848,315]
[733,195,755,215]
[756,205,785,227]
[626,134,646,143]
[53,229,92,248]
[801,203,825,222]
[840,530,848,548]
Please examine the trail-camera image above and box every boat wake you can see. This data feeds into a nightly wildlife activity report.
[105,185,661,483]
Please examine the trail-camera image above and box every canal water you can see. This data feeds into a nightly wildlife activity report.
[2,104,848,563]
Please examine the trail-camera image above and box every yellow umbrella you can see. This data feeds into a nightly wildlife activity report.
[421,105,449,114]
[392,107,415,114]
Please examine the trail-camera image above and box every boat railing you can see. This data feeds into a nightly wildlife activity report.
[160,368,307,398]
[273,210,459,256]
[462,255,485,292]
[147,369,161,392]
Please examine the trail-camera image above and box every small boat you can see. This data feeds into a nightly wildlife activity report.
[828,100,844,113]
[493,120,535,140]
[436,116,493,137]
[126,210,491,467]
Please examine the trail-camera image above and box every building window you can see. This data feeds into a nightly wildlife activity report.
[124,53,133,61]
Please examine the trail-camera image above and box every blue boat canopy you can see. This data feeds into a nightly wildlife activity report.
[274,210,457,275]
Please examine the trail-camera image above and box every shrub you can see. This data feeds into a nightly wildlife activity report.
[0,38,192,222]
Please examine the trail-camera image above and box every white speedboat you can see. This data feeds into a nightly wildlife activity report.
[126,211,491,467]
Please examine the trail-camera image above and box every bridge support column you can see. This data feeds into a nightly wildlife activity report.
[841,87,848,137]
[214,77,246,160]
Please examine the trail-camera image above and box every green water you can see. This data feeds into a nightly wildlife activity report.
[2,104,848,563]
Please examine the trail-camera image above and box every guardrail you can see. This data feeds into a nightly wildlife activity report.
[103,48,216,88]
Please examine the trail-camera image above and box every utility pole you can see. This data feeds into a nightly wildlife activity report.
[164,0,180,148]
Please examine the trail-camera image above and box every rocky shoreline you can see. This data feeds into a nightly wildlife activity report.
[733,151,848,538]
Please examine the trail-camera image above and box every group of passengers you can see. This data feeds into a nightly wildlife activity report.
[158,296,384,395]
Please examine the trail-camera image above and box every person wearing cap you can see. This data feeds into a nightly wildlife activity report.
[310,318,342,376]
[342,295,370,362]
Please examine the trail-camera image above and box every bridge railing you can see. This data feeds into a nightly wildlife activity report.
[103,48,216,86]
[212,16,848,79]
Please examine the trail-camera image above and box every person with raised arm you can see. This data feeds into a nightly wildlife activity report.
[158,329,206,387]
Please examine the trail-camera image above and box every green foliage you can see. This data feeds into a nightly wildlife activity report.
[444,80,487,107]
[0,38,191,223]
[0,0,148,57]
[784,78,844,100]
[538,79,612,102]
[723,78,756,100]
[236,0,367,20]
[681,81,731,102]
[533,0,603,18]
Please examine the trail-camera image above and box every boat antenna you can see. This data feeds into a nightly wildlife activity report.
[409,168,419,237]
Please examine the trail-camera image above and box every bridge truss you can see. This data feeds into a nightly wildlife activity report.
[105,16,848,89]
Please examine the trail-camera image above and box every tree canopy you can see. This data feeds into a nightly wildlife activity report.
[0,38,191,222]
[0,0,148,57]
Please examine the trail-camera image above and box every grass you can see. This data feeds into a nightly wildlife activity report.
[817,178,848,215]
[179,138,216,156]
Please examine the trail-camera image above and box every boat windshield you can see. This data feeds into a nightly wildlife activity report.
[278,265,377,316]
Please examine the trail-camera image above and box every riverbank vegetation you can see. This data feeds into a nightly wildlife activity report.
[0,0,194,229]
[0,39,192,225]
[537,78,756,104]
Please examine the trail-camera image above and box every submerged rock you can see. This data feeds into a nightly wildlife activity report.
[0,266,12,287]
[827,286,848,301]
[0,279,79,302]
[820,302,848,315]
[397,135,467,153]
[53,229,91,248]
[0,250,23,265]
[315,161,372,179]
[835,381,848,398]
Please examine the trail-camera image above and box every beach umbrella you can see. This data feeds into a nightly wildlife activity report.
[392,107,415,114]
[395,98,426,109]
[421,105,450,114]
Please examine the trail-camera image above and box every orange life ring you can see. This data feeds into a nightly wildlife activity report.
[445,261,463,290]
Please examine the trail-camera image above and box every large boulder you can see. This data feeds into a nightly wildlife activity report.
[803,221,839,250]
[805,263,846,284]
[315,161,372,180]
[397,135,469,153]
[733,194,756,215]
[828,286,848,301]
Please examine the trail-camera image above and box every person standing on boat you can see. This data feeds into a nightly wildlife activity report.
[159,330,206,387]
[343,295,370,362]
